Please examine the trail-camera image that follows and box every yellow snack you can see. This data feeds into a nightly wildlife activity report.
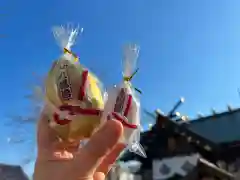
[44,25,105,142]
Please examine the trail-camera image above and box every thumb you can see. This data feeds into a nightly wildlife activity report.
[75,120,123,176]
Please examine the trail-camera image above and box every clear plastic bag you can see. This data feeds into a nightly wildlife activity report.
[101,44,146,158]
[44,24,106,142]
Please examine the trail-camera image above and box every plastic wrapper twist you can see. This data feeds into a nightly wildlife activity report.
[44,24,106,142]
[101,44,146,158]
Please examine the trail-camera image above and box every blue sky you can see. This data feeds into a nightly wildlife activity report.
[1,0,240,177]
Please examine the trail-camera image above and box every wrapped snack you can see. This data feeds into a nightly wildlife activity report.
[44,24,105,142]
[101,44,146,158]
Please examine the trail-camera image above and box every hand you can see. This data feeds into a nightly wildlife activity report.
[33,114,124,180]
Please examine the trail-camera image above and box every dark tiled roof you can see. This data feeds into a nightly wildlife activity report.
[0,164,29,180]
[120,113,219,163]
[183,108,240,143]
[120,109,240,179]
[156,113,219,152]
[187,108,240,123]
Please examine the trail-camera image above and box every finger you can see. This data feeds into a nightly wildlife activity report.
[96,143,125,174]
[75,120,123,176]
[37,112,79,155]
[93,172,105,180]
[37,112,58,150]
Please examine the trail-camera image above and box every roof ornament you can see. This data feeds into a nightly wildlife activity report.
[175,112,181,117]
[155,109,164,115]
[168,97,185,119]
[211,108,217,115]
[197,112,204,118]
[227,104,233,112]
[181,115,189,121]
[148,123,153,129]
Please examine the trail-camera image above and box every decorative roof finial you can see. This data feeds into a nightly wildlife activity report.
[211,108,217,115]
[175,112,181,117]
[148,123,153,129]
[197,112,204,118]
[155,109,164,115]
[180,97,185,103]
[168,97,185,118]
[227,104,233,112]
[181,116,189,121]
